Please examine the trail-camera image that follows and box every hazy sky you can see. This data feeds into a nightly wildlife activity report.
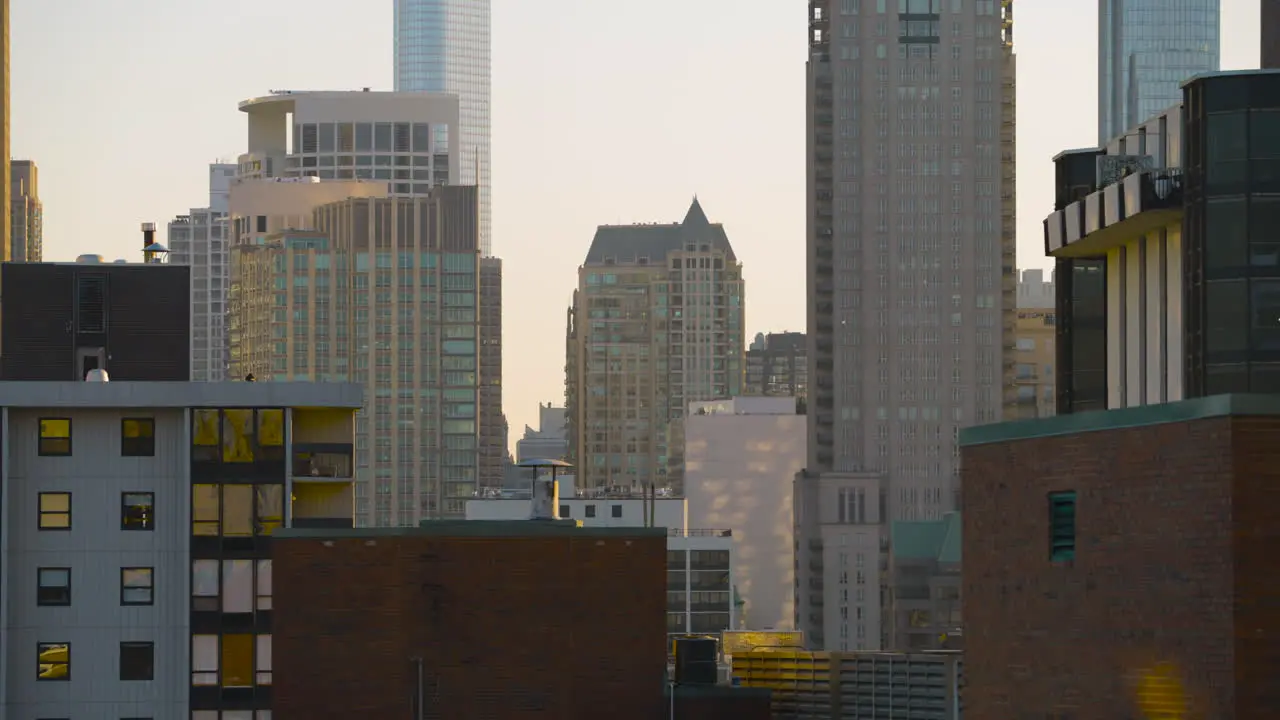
[10,0,1262,440]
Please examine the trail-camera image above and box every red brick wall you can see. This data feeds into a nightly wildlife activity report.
[273,532,668,719]
[962,416,1280,719]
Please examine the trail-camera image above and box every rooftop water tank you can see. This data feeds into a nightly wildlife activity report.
[76,254,104,264]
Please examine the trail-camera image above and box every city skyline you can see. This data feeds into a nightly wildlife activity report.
[6,0,1266,439]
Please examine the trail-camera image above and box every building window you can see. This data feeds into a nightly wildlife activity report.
[37,642,69,681]
[37,567,71,606]
[256,635,273,685]
[192,484,283,537]
[38,418,72,456]
[38,492,71,530]
[558,504,570,517]
[121,418,156,456]
[119,641,154,681]
[121,567,154,606]
[1048,491,1077,562]
[611,504,623,518]
[585,504,596,518]
[122,492,155,531]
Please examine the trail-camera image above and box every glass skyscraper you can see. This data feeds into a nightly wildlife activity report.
[394,0,493,255]
[1098,0,1219,144]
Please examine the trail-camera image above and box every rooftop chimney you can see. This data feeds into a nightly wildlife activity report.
[141,222,156,249]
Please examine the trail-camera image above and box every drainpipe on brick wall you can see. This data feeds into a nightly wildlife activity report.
[412,657,424,720]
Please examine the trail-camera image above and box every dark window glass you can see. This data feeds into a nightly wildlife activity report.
[1251,110,1280,159]
[374,123,393,152]
[355,123,373,152]
[119,642,154,681]
[1206,363,1250,394]
[1207,112,1248,161]
[585,504,596,518]
[612,504,623,518]
[1204,76,1251,113]
[1205,198,1248,269]
[1250,362,1280,393]
[1252,279,1280,351]
[1048,491,1077,562]
[558,504,570,518]
[318,123,335,153]
[412,123,431,153]
[121,418,156,457]
[37,568,71,606]
[1206,280,1249,354]
[1250,195,1280,266]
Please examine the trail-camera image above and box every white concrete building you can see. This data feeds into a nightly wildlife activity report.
[168,164,237,381]
[0,380,360,720]
[684,396,805,631]
[236,90,460,197]
[515,403,567,463]
[466,477,736,637]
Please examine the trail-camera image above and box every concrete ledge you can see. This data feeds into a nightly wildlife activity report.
[960,394,1280,447]
[275,519,669,539]
[0,381,364,409]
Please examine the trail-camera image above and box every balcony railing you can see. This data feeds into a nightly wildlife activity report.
[670,528,733,538]
[292,443,353,479]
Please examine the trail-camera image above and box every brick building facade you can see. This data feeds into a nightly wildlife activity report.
[960,395,1280,719]
[272,521,672,719]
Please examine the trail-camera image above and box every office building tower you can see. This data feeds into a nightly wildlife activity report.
[478,256,504,487]
[0,380,358,719]
[394,0,492,255]
[564,199,745,493]
[231,187,482,525]
[797,0,1016,651]
[1097,0,1219,144]
[10,160,41,262]
[684,396,805,630]
[1,0,10,262]
[745,331,807,398]
[1267,0,1280,69]
[235,90,460,195]
[169,164,237,381]
[515,403,567,463]
[1,256,190,381]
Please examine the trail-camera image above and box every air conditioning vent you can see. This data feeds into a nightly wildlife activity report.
[76,274,107,334]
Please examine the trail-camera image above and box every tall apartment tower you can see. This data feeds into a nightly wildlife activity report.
[169,164,237,381]
[1097,0,1219,143]
[1265,0,1280,69]
[230,187,482,525]
[796,0,1016,651]
[10,160,41,262]
[478,256,505,487]
[565,199,745,493]
[1,0,10,263]
[394,0,493,256]
[745,331,807,398]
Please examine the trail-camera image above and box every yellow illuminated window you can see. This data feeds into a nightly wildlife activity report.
[192,410,219,446]
[38,492,71,530]
[120,418,155,456]
[37,642,70,681]
[256,485,283,536]
[222,410,254,463]
[222,485,254,536]
[221,634,253,688]
[257,409,284,447]
[192,485,221,536]
[38,418,72,456]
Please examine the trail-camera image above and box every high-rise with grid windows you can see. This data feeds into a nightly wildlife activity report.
[795,0,1016,651]
[1097,0,1219,144]
[394,0,492,256]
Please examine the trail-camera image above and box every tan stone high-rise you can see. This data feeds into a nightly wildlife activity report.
[10,160,40,262]
[565,199,745,493]
[231,187,482,525]
[796,0,1016,652]
[2,0,11,262]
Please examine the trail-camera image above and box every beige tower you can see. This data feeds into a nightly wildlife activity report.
[2,0,11,262]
